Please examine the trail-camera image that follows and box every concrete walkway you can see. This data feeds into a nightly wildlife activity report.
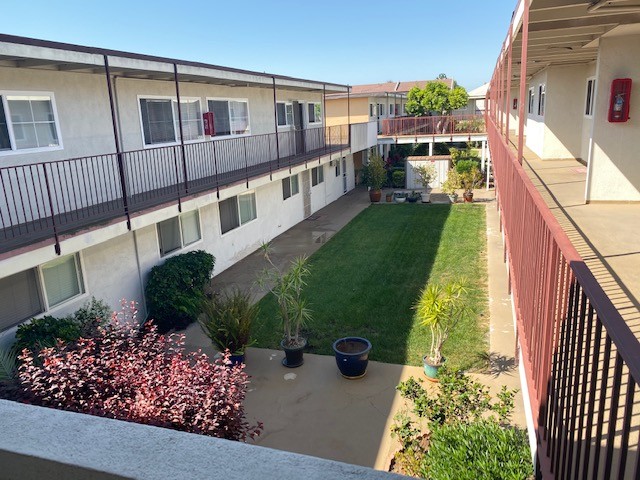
[185,187,525,471]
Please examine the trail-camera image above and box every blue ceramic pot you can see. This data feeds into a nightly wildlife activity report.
[333,337,372,379]
[423,355,444,382]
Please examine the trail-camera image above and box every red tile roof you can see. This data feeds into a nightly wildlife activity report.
[350,78,454,95]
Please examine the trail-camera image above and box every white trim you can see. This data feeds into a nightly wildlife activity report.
[306,101,323,126]
[0,90,64,157]
[38,252,87,312]
[205,97,251,138]
[527,87,535,115]
[276,101,294,129]
[282,174,300,201]
[137,95,205,149]
[219,190,258,236]
[157,208,203,258]
[537,84,546,117]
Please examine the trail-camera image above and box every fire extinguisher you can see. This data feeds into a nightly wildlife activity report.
[608,78,632,123]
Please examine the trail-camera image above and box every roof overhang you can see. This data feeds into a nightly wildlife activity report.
[0,34,349,93]
[503,0,640,86]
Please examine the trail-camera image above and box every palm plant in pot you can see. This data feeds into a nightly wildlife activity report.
[413,163,437,203]
[363,153,387,203]
[259,243,313,368]
[199,289,258,365]
[455,160,483,203]
[413,279,469,381]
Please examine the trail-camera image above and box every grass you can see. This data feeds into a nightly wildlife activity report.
[252,204,488,368]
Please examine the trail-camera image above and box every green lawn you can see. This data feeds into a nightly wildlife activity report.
[252,204,488,369]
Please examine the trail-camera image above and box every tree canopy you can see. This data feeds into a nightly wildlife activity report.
[405,82,469,117]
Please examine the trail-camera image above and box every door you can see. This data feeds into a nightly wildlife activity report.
[292,101,305,155]
[342,157,348,193]
[302,169,311,218]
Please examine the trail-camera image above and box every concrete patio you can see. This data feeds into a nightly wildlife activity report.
[185,186,526,471]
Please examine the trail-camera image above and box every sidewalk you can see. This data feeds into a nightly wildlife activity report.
[184,188,525,470]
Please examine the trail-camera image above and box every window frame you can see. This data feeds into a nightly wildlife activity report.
[219,192,257,235]
[282,174,299,200]
[378,103,385,116]
[206,97,251,138]
[157,209,203,257]
[311,166,324,186]
[307,102,323,125]
[369,104,375,117]
[0,91,63,156]
[276,101,294,129]
[537,84,546,117]
[137,95,205,148]
[585,77,596,118]
[527,87,535,115]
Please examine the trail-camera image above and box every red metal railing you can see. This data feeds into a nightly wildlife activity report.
[379,114,485,137]
[488,117,640,478]
[0,123,357,255]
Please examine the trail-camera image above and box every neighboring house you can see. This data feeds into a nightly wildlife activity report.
[453,82,488,115]
[0,34,377,339]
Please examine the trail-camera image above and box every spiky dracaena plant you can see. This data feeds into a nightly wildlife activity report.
[18,301,262,442]
[413,280,469,365]
[258,243,313,348]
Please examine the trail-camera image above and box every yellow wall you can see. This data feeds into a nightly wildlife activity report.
[325,97,370,126]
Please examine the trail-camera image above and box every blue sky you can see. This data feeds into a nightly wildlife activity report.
[1,0,514,90]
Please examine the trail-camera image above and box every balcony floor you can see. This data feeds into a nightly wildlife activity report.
[509,135,640,336]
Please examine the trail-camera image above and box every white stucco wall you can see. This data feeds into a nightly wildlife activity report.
[587,34,640,202]
[524,70,546,158]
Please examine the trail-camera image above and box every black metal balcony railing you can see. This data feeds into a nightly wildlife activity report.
[0,124,357,255]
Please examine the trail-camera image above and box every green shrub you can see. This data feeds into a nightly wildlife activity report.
[16,316,82,356]
[392,170,406,188]
[73,297,111,337]
[146,250,215,332]
[425,421,532,480]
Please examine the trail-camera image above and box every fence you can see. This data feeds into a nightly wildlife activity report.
[380,114,486,137]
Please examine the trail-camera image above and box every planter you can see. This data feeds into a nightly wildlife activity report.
[395,196,406,203]
[369,189,382,203]
[420,192,431,203]
[463,191,474,203]
[281,338,306,368]
[423,355,445,382]
[385,193,393,203]
[333,337,372,379]
[447,193,458,204]
[229,353,245,365]
[407,196,419,203]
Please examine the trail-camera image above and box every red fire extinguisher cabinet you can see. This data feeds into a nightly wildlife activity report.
[608,78,632,123]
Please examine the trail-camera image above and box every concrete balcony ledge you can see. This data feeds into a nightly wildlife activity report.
[0,400,405,480]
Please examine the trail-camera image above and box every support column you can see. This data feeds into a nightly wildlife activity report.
[505,26,513,142]
[517,1,530,165]
[346,86,351,145]
[272,77,280,160]
[481,140,486,171]
[173,63,188,200]
[104,54,131,231]
[429,142,434,156]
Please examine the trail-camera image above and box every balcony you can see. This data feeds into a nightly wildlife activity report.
[0,123,373,256]
[379,114,486,139]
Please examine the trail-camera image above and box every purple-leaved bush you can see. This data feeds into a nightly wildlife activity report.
[18,301,262,441]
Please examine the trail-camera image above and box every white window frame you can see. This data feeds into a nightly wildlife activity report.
[369,104,375,117]
[378,103,385,116]
[282,174,299,200]
[157,209,203,258]
[206,97,251,139]
[137,95,204,149]
[307,102,323,125]
[527,87,535,115]
[311,166,324,186]
[219,191,258,236]
[276,101,294,129]
[585,77,596,118]
[537,84,546,117]
[0,90,63,157]
[38,252,87,312]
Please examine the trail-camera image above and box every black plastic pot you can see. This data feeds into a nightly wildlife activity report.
[332,337,372,379]
[229,353,245,366]
[281,338,306,368]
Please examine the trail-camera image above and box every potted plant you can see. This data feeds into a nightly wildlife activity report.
[363,153,387,203]
[385,192,393,203]
[199,289,258,365]
[441,169,460,204]
[413,163,437,203]
[392,170,406,189]
[413,279,469,381]
[395,192,407,203]
[332,337,372,379]
[259,243,313,368]
[455,160,483,203]
[407,191,420,203]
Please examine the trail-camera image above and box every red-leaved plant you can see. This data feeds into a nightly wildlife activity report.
[18,300,262,441]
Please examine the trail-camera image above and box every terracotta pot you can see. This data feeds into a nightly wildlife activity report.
[463,191,474,203]
[369,189,382,202]
[385,193,393,203]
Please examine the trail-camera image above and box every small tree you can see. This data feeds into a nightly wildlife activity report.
[362,153,387,192]
[456,160,483,196]
[413,163,437,190]
[18,302,262,442]
[258,244,313,348]
[405,82,469,133]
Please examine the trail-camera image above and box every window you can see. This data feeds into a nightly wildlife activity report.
[308,103,322,124]
[157,210,201,256]
[207,99,249,137]
[537,84,545,116]
[277,102,294,127]
[585,78,596,117]
[335,160,341,177]
[282,174,299,200]
[396,104,400,116]
[41,254,84,307]
[139,97,204,146]
[527,88,535,114]
[369,104,375,117]
[0,269,42,330]
[0,93,61,153]
[311,166,324,186]
[402,104,406,115]
[219,192,257,234]
[378,104,385,116]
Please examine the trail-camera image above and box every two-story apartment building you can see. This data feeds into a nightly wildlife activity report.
[0,34,377,338]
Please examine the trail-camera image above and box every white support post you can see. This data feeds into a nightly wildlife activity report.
[429,142,434,156]
[481,140,486,171]
[486,149,491,191]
